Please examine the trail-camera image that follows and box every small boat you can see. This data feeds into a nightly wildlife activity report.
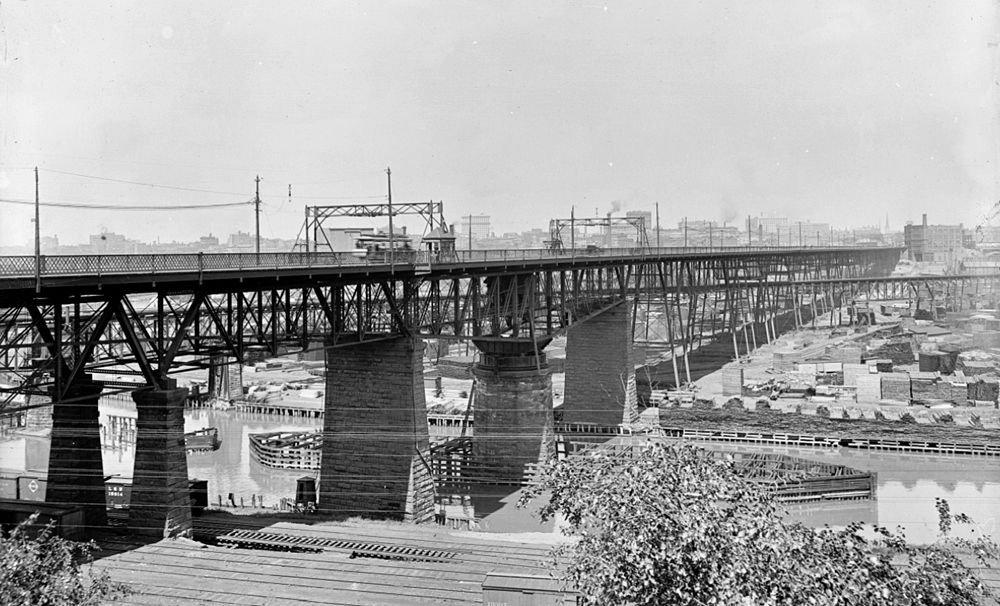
[185,427,221,452]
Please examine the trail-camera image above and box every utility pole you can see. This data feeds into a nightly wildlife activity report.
[655,203,660,248]
[254,175,261,258]
[34,167,40,292]
[304,204,310,253]
[683,217,687,248]
[386,167,394,273]
[467,215,473,250]
[570,206,575,250]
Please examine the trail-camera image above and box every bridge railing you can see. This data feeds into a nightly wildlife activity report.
[0,245,883,278]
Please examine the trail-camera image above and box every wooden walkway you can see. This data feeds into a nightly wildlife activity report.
[92,514,565,605]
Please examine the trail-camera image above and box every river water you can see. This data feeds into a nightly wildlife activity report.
[1,400,996,546]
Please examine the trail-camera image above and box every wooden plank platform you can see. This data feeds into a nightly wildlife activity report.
[93,514,564,605]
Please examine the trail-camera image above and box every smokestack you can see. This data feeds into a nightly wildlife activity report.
[922,214,927,227]
[606,212,612,248]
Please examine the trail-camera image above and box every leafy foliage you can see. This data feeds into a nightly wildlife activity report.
[520,441,998,606]
[0,514,131,606]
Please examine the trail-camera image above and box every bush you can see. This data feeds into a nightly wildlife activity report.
[874,409,886,421]
[900,411,917,424]
[0,514,131,605]
[521,441,998,606]
[692,398,715,410]
[754,399,771,412]
[815,405,830,418]
[841,407,851,419]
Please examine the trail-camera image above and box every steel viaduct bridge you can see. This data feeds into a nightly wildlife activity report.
[0,246,996,538]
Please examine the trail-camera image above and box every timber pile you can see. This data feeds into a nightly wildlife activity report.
[960,360,997,376]
[865,337,916,365]
[855,374,881,403]
[910,372,951,402]
[829,346,862,365]
[842,363,869,388]
[879,373,911,402]
[971,331,1000,349]
[967,377,1000,402]
[919,351,957,374]
[721,368,744,397]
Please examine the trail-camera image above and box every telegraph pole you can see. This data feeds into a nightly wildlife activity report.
[570,206,575,250]
[386,167,394,274]
[466,215,473,250]
[254,175,261,258]
[34,167,40,292]
[655,203,660,248]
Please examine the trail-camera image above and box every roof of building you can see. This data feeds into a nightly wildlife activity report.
[93,515,566,605]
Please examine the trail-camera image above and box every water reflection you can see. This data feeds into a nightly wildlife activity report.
[1,401,996,545]
[697,441,1000,545]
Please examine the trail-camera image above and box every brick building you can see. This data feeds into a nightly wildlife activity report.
[903,214,964,264]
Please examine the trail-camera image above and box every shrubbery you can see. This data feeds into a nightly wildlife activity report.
[0,514,131,605]
[522,441,999,606]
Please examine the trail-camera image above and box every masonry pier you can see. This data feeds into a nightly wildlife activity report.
[318,337,435,523]
[208,355,242,402]
[45,377,106,530]
[563,300,639,426]
[128,385,193,538]
[470,339,555,483]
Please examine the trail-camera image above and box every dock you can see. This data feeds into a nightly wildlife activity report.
[231,397,324,418]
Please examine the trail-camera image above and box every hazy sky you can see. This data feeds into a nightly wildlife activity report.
[1,1,997,246]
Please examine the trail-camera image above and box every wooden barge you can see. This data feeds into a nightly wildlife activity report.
[248,431,322,470]
[661,425,1000,456]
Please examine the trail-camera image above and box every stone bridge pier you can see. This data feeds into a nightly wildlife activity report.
[46,376,106,532]
[563,300,639,427]
[470,339,554,484]
[318,337,435,523]
[128,383,192,538]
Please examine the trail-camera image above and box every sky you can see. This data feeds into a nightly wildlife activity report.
[1,1,998,246]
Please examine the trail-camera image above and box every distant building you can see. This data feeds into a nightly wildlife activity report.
[228,231,255,250]
[40,235,59,253]
[625,210,653,235]
[904,214,964,264]
[460,215,491,241]
[89,232,136,254]
[749,216,788,232]
[199,234,220,248]
[966,225,1000,252]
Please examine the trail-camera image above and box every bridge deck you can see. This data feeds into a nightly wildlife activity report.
[0,246,901,297]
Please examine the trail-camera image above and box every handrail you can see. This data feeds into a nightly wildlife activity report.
[0,246,901,279]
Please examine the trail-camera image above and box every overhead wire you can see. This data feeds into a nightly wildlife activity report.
[0,197,252,210]
[42,168,257,196]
